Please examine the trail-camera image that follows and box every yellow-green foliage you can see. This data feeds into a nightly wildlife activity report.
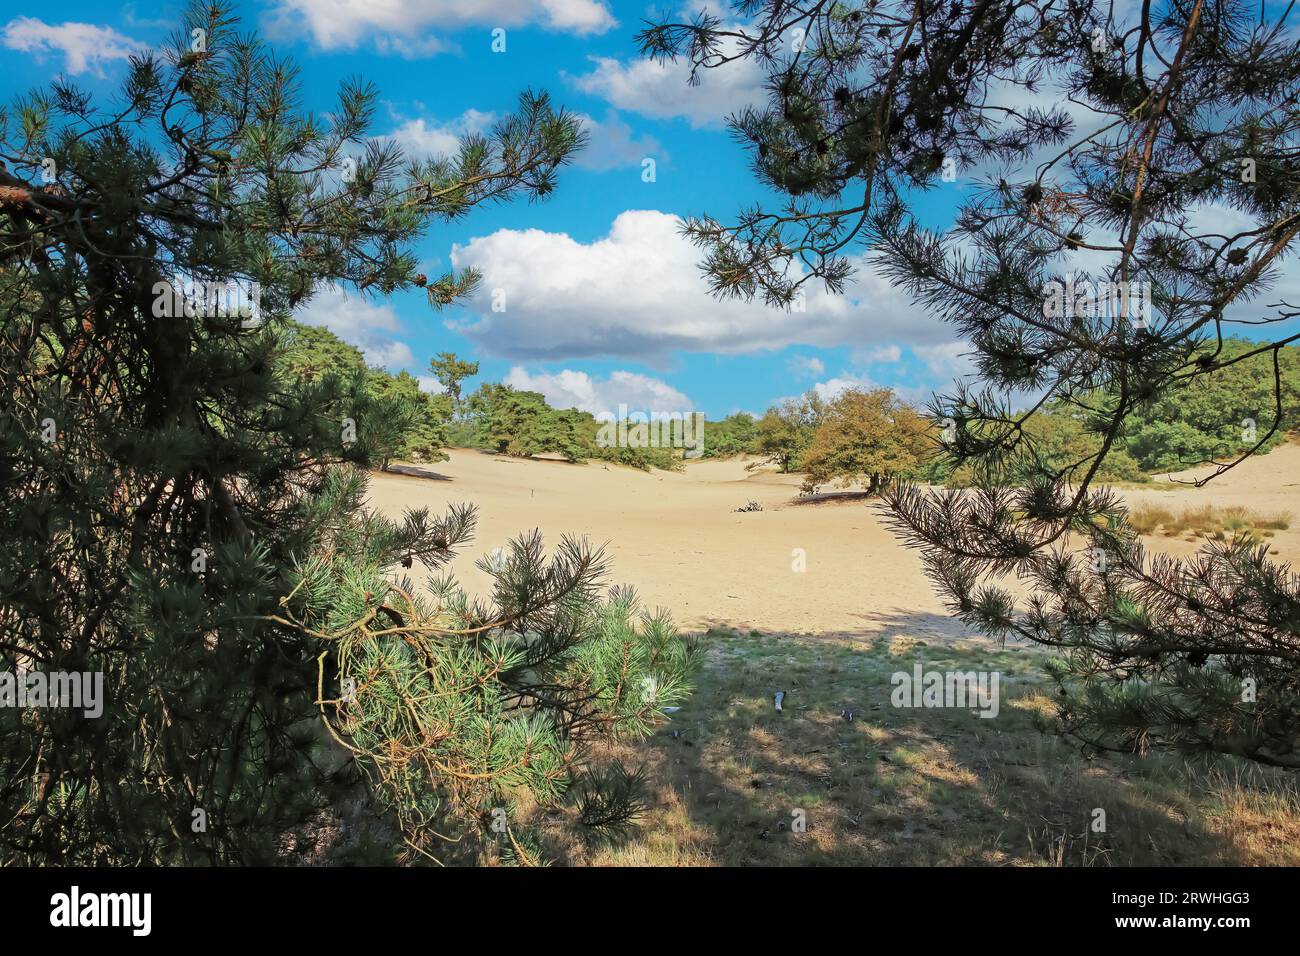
[800,387,933,494]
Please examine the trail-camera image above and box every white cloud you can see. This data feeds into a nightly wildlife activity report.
[503,367,693,417]
[417,376,447,394]
[809,374,876,402]
[764,372,877,415]
[1,17,143,77]
[381,109,497,160]
[853,345,903,365]
[381,108,658,173]
[1013,200,1300,329]
[574,111,664,171]
[569,50,766,129]
[363,340,417,369]
[914,342,975,382]
[780,363,955,411]
[270,0,615,52]
[373,34,453,59]
[787,355,825,378]
[448,209,952,362]
[296,285,416,370]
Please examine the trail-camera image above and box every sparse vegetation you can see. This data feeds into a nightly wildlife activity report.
[702,412,761,458]
[1128,504,1292,540]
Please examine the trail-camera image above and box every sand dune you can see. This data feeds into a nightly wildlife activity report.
[365,443,1300,640]
[366,450,964,640]
[1123,440,1300,560]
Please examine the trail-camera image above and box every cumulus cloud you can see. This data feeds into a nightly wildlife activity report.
[448,209,955,362]
[808,374,877,402]
[574,111,664,171]
[853,345,903,365]
[379,108,656,172]
[782,365,952,411]
[765,372,878,414]
[1014,201,1299,328]
[296,285,416,370]
[914,342,976,383]
[269,0,615,52]
[787,355,825,378]
[569,50,766,129]
[363,340,417,369]
[381,109,497,160]
[1,17,143,77]
[503,367,693,417]
[373,34,453,59]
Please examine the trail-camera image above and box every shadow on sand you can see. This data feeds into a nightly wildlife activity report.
[378,463,454,481]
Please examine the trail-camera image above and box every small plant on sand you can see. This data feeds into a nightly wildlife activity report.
[735,500,764,513]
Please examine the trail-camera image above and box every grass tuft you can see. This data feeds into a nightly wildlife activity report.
[1129,503,1291,539]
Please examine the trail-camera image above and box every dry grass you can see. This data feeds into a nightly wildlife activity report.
[1128,503,1292,540]
[537,629,1300,867]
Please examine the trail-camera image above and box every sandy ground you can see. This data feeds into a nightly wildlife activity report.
[365,444,1300,639]
[366,450,960,640]
[1123,440,1300,559]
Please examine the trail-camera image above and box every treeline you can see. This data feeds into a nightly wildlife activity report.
[278,326,1299,483]
[769,339,1300,490]
[1116,337,1300,471]
[276,322,687,470]
[459,383,684,470]
[277,321,452,470]
[929,337,1300,485]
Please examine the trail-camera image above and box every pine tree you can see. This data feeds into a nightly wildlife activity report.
[644,0,1300,766]
[702,411,760,457]
[428,351,481,406]
[466,383,594,461]
[0,2,692,864]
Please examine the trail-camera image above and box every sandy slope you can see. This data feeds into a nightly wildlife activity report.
[365,444,1300,639]
[1120,440,1300,560]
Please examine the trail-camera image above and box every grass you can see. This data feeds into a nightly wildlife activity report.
[537,628,1300,867]
[1128,503,1292,540]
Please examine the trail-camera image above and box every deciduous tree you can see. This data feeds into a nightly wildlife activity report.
[801,388,932,495]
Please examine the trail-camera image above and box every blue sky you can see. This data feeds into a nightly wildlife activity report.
[2,1,1293,419]
[0,0,976,419]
